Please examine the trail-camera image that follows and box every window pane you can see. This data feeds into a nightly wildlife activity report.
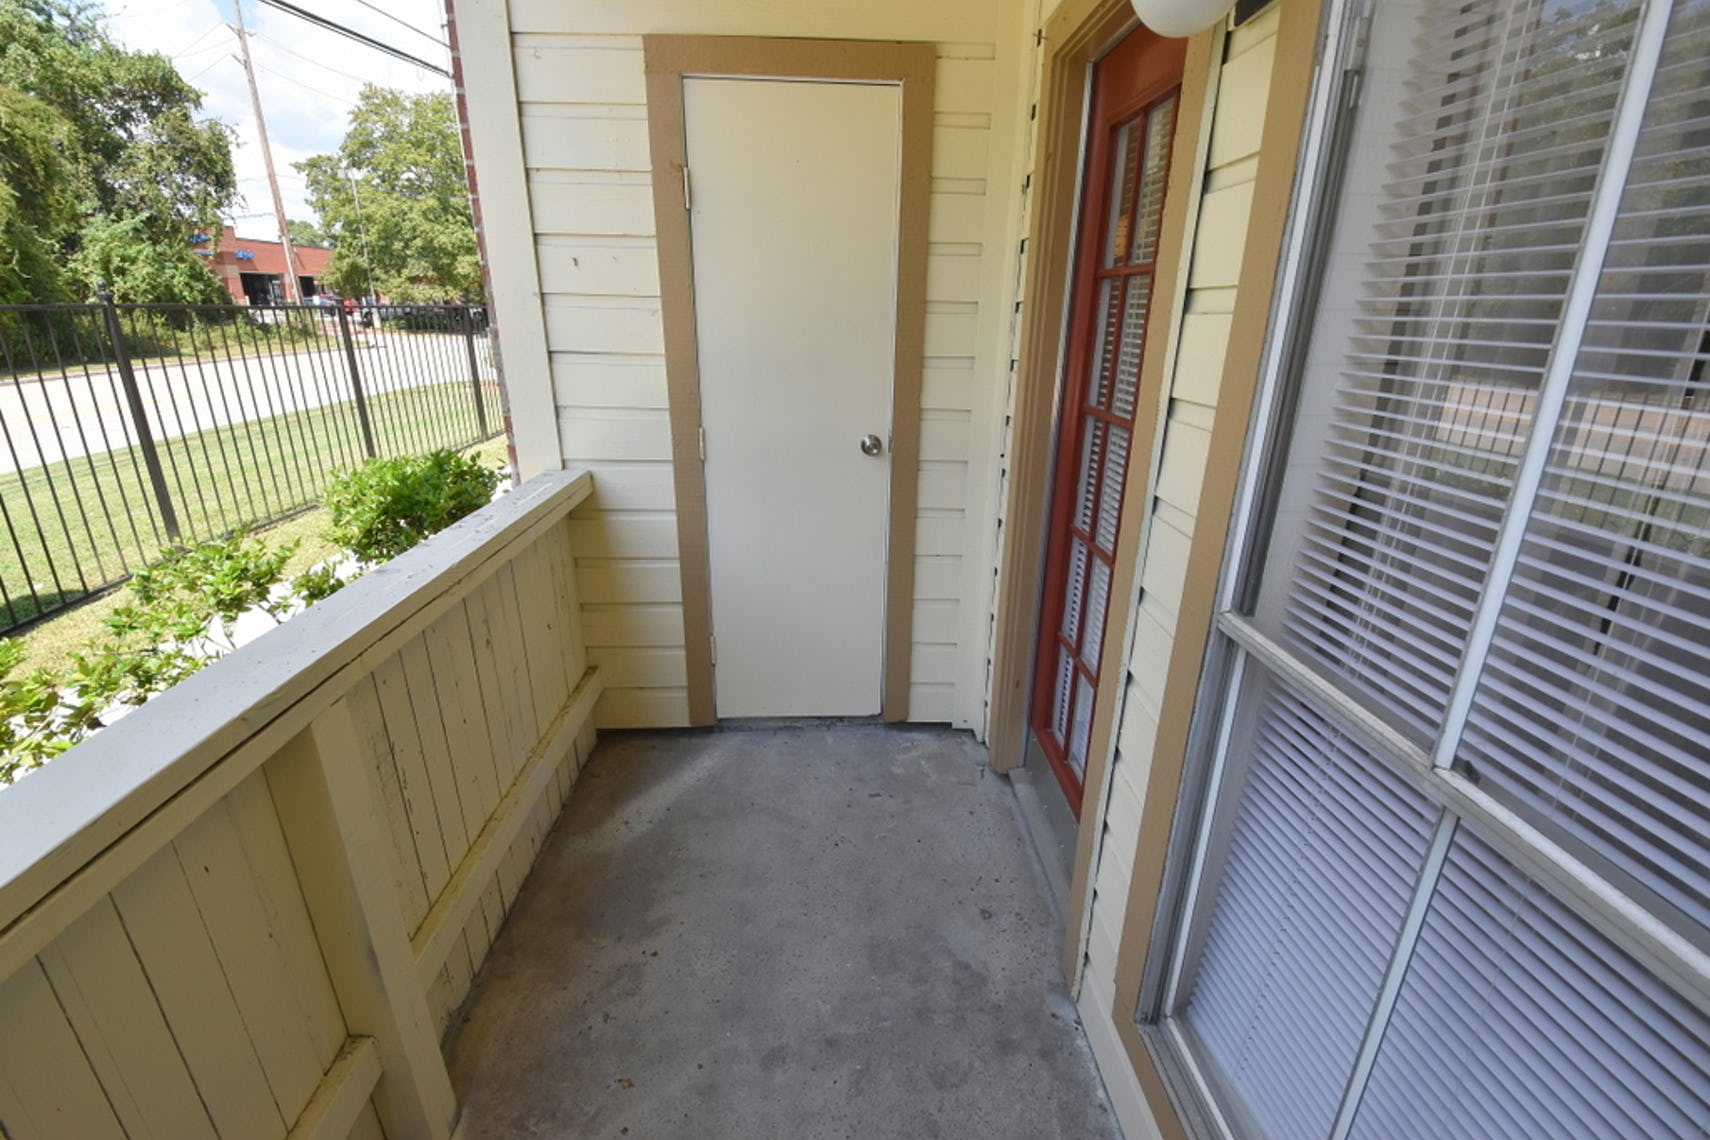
[1183,675,1437,1140]
[1458,0,1710,940]
[1250,0,1642,742]
[1130,96,1175,266]
[1349,829,1710,1140]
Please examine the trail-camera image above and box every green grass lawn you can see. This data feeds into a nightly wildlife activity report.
[9,434,511,675]
[0,379,503,630]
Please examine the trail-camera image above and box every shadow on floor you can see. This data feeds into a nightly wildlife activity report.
[445,723,1120,1139]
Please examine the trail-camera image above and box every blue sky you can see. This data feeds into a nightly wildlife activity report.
[99,0,455,238]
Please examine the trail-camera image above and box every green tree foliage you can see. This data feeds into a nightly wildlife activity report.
[0,0,236,301]
[298,86,481,302]
[70,213,228,305]
[0,84,77,304]
[288,217,330,248]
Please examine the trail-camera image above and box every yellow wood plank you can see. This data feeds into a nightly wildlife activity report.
[225,775,349,1068]
[0,961,126,1139]
[399,637,474,873]
[281,1037,381,1140]
[39,898,219,1140]
[345,675,432,934]
[463,585,524,789]
[173,797,339,1121]
[423,608,503,835]
[372,654,453,907]
[111,846,286,1139]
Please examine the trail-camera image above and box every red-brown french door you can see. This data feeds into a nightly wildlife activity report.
[1031,28,1184,815]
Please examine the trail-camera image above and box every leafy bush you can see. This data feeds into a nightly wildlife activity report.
[0,531,296,782]
[292,563,348,607]
[324,449,500,563]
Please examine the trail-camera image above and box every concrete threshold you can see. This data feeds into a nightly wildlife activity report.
[446,723,1121,1139]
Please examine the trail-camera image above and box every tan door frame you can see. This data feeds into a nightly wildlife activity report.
[643,36,935,725]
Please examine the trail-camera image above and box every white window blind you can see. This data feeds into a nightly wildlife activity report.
[1457,5,1710,937]
[1348,830,1710,1139]
[1159,0,1710,1136]
[1182,680,1436,1140]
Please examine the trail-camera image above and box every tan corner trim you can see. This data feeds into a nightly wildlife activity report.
[985,0,1136,772]
[642,36,934,726]
[1103,0,1328,1125]
[1062,25,1224,994]
[447,0,558,481]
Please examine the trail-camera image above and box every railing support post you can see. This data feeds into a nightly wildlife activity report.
[462,307,490,438]
[337,305,378,458]
[98,286,180,543]
[267,709,459,1140]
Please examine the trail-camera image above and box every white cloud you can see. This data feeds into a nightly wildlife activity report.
[99,0,454,238]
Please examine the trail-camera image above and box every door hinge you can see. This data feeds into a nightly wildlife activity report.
[682,165,693,212]
[709,635,717,665]
[698,426,706,461]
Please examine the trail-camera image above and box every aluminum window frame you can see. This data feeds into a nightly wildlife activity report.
[1137,0,1710,1135]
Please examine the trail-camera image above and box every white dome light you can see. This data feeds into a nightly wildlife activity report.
[1130,0,1239,37]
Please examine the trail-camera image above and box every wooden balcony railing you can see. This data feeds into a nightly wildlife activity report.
[0,468,601,1140]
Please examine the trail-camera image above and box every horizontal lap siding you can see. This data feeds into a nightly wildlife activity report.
[514,6,1021,728]
[1083,8,1281,991]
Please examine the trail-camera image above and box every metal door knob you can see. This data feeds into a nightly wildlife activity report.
[860,433,884,457]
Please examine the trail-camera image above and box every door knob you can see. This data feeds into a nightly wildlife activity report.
[860,433,884,457]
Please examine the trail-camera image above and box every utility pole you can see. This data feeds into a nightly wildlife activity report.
[232,0,302,303]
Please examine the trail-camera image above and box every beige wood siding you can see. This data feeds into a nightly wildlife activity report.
[1078,1,1282,1016]
[506,1,1031,729]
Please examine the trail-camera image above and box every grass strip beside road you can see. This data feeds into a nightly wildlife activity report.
[10,435,510,674]
[0,381,501,629]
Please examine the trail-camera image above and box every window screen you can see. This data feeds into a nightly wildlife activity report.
[1155,0,1710,1136]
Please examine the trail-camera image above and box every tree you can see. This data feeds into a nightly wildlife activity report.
[0,0,236,301]
[298,86,480,302]
[0,83,77,305]
[68,214,226,306]
[288,218,329,248]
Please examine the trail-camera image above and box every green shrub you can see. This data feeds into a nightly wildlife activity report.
[292,563,349,607]
[324,449,500,563]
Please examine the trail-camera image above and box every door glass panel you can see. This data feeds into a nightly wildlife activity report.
[1105,120,1142,267]
[1061,538,1090,643]
[1113,277,1153,420]
[1069,673,1096,777]
[1075,420,1107,534]
[1097,425,1131,551]
[1052,647,1075,743]
[1089,280,1121,410]
[1131,96,1177,265]
[1083,557,1113,668]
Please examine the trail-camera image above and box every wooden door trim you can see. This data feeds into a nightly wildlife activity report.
[643,36,935,725]
[1030,33,1187,817]
[986,0,1140,772]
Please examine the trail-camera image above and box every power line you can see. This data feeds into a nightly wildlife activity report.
[348,0,448,51]
[252,0,451,78]
[251,32,374,86]
[253,59,357,105]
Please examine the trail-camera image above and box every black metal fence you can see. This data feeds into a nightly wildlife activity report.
[0,295,506,632]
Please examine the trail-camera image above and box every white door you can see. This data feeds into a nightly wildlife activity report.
[686,77,902,718]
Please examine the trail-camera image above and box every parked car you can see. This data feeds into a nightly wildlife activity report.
[305,293,342,308]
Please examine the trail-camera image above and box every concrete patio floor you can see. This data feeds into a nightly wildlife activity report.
[444,723,1121,1139]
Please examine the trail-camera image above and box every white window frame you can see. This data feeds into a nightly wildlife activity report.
[1137,0,1710,1134]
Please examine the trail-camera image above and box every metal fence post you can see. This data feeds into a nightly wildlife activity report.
[337,304,378,458]
[462,307,490,438]
[98,286,180,543]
